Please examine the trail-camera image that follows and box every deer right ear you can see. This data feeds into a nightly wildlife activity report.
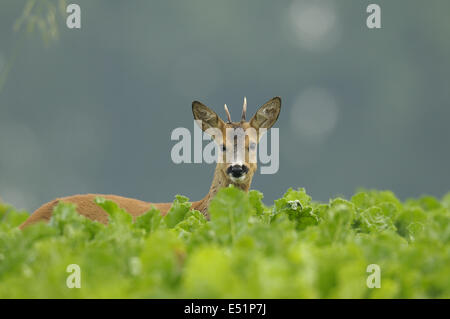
[192,101,225,132]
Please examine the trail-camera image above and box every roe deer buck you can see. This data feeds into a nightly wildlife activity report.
[19,97,281,229]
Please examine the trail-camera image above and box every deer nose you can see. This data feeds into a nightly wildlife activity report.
[227,164,249,178]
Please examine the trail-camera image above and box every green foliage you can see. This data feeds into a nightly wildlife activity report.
[0,188,449,298]
[164,195,191,228]
[14,0,68,45]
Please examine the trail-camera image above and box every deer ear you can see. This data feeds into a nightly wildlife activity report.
[192,101,225,132]
[249,97,281,130]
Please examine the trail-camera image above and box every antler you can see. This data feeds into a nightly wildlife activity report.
[224,104,232,123]
[241,96,247,122]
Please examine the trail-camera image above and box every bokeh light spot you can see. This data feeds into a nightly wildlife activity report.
[290,87,339,142]
[287,0,340,51]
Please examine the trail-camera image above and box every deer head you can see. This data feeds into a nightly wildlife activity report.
[192,97,281,191]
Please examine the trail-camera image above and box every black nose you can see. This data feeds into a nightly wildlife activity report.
[227,165,249,178]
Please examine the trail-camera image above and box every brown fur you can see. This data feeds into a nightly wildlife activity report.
[19,97,281,229]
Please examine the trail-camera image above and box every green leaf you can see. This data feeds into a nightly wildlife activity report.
[249,190,265,216]
[358,207,396,233]
[273,188,317,231]
[209,186,250,244]
[94,197,132,226]
[164,195,191,228]
[133,206,164,234]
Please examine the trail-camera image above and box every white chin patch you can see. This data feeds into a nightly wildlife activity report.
[229,175,246,183]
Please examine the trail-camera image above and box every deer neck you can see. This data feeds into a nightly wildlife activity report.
[196,165,251,218]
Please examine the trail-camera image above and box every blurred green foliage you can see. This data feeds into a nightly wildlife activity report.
[0,0,67,91]
[13,0,67,45]
[0,187,449,298]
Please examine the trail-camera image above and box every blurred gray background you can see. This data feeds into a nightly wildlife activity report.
[1,0,449,211]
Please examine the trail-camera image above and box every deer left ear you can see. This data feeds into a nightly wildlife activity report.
[249,97,281,130]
